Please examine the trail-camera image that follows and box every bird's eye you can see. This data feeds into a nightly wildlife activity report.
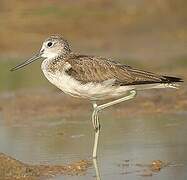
[47,42,53,47]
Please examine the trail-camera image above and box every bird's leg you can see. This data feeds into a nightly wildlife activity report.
[92,102,100,159]
[92,102,100,131]
[97,90,137,111]
[93,158,101,180]
[91,90,136,159]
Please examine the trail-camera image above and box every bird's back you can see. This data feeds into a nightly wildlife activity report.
[51,54,182,85]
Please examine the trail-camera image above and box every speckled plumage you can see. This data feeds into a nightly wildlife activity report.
[38,35,182,100]
[47,53,171,86]
[39,35,181,87]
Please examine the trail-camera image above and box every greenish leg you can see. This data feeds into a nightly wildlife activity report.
[91,90,137,159]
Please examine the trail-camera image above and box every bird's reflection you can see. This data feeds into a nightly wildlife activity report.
[93,158,101,180]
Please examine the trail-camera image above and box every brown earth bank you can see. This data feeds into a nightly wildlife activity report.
[0,86,186,123]
[0,153,91,180]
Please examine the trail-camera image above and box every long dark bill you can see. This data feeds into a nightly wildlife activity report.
[10,52,42,71]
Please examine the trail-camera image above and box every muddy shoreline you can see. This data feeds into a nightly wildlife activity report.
[0,153,91,179]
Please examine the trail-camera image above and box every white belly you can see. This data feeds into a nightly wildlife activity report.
[42,68,133,100]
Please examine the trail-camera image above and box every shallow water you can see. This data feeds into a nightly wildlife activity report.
[0,110,187,179]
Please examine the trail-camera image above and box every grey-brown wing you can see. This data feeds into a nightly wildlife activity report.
[65,55,169,85]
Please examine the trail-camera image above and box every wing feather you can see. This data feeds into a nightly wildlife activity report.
[64,54,165,86]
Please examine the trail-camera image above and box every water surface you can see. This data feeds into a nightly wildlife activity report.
[0,111,186,180]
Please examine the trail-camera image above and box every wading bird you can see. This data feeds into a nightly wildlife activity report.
[11,35,183,158]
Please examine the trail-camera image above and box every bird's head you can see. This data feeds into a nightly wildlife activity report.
[41,35,71,59]
[10,35,71,71]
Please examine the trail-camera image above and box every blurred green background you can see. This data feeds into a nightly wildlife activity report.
[0,0,186,91]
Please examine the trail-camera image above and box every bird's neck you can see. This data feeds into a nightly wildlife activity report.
[52,51,72,62]
[41,53,71,74]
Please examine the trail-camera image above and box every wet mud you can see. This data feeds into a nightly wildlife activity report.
[0,153,91,179]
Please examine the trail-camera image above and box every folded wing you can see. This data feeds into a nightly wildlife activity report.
[65,55,182,86]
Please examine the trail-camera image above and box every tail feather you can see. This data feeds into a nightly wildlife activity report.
[162,76,183,83]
